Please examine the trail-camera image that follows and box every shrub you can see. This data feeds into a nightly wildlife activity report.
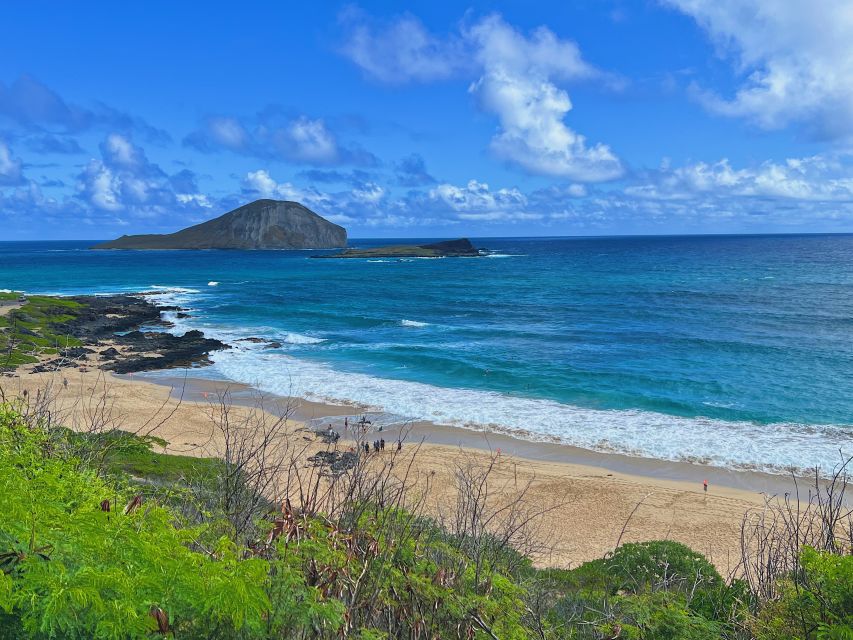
[0,403,270,639]
[750,547,853,640]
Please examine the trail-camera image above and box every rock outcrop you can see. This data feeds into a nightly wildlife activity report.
[314,238,481,259]
[92,199,346,250]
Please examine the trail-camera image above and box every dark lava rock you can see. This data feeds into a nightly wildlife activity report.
[58,295,166,341]
[59,346,94,359]
[105,330,229,374]
[264,342,282,349]
[31,359,68,373]
[38,295,230,375]
[307,450,358,475]
[237,337,266,343]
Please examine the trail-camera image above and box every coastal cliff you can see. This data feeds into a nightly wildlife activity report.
[92,199,347,250]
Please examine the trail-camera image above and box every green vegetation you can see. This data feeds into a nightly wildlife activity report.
[0,295,83,369]
[0,399,849,639]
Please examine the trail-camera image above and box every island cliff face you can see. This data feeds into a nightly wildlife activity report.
[92,199,347,250]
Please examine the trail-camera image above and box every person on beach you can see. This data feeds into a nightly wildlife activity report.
[397,440,402,451]
[380,438,385,451]
[344,417,348,430]
[364,442,369,455]
[703,479,708,493]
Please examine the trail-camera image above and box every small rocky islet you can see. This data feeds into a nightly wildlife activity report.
[313,238,482,259]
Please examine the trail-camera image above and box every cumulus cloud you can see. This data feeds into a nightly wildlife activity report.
[0,140,24,186]
[627,153,853,201]
[663,0,853,139]
[184,111,377,166]
[241,169,334,209]
[467,16,623,181]
[76,133,211,215]
[340,11,623,181]
[428,179,535,221]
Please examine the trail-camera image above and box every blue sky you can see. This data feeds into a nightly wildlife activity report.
[2,1,853,239]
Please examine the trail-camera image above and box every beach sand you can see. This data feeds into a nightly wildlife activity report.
[1,367,783,574]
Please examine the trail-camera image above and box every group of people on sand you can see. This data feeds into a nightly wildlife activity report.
[334,415,403,457]
[358,438,402,455]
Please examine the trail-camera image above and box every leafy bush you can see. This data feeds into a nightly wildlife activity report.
[0,403,270,639]
[1,397,850,640]
[750,547,853,640]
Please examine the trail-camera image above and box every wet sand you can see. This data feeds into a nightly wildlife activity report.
[2,367,795,574]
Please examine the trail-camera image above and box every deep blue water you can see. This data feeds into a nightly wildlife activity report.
[1,235,852,472]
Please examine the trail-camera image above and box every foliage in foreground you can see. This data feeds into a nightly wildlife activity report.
[0,400,850,639]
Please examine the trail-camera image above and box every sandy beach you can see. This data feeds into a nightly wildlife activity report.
[0,365,785,575]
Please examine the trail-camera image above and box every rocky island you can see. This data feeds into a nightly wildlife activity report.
[314,238,481,259]
[92,199,346,250]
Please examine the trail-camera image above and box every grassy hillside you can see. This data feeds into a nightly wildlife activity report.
[0,399,850,639]
[0,295,84,369]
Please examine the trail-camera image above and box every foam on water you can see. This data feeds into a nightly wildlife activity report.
[400,319,430,328]
[209,346,852,474]
[282,332,326,345]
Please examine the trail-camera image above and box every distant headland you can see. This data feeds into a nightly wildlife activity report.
[314,238,481,259]
[92,199,346,250]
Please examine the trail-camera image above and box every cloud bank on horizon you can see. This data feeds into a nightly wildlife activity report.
[2,1,853,239]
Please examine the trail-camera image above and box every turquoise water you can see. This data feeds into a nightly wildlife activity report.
[1,235,852,472]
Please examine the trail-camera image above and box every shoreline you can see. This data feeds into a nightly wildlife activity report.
[0,360,790,575]
[134,369,802,498]
[2,366,771,572]
[1,289,841,572]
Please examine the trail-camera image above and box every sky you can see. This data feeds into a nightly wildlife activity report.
[2,1,853,239]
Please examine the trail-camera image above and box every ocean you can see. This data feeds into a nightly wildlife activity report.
[1,234,852,473]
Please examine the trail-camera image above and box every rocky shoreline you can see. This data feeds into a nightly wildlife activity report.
[24,294,229,375]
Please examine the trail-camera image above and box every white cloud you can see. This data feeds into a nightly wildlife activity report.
[75,134,212,217]
[242,169,333,209]
[176,193,213,208]
[185,113,365,166]
[79,160,122,211]
[351,181,385,204]
[243,169,279,197]
[0,140,24,185]
[429,179,533,220]
[280,117,339,164]
[664,0,853,138]
[101,133,143,168]
[627,154,853,201]
[468,16,623,181]
[340,12,623,181]
[339,9,468,83]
